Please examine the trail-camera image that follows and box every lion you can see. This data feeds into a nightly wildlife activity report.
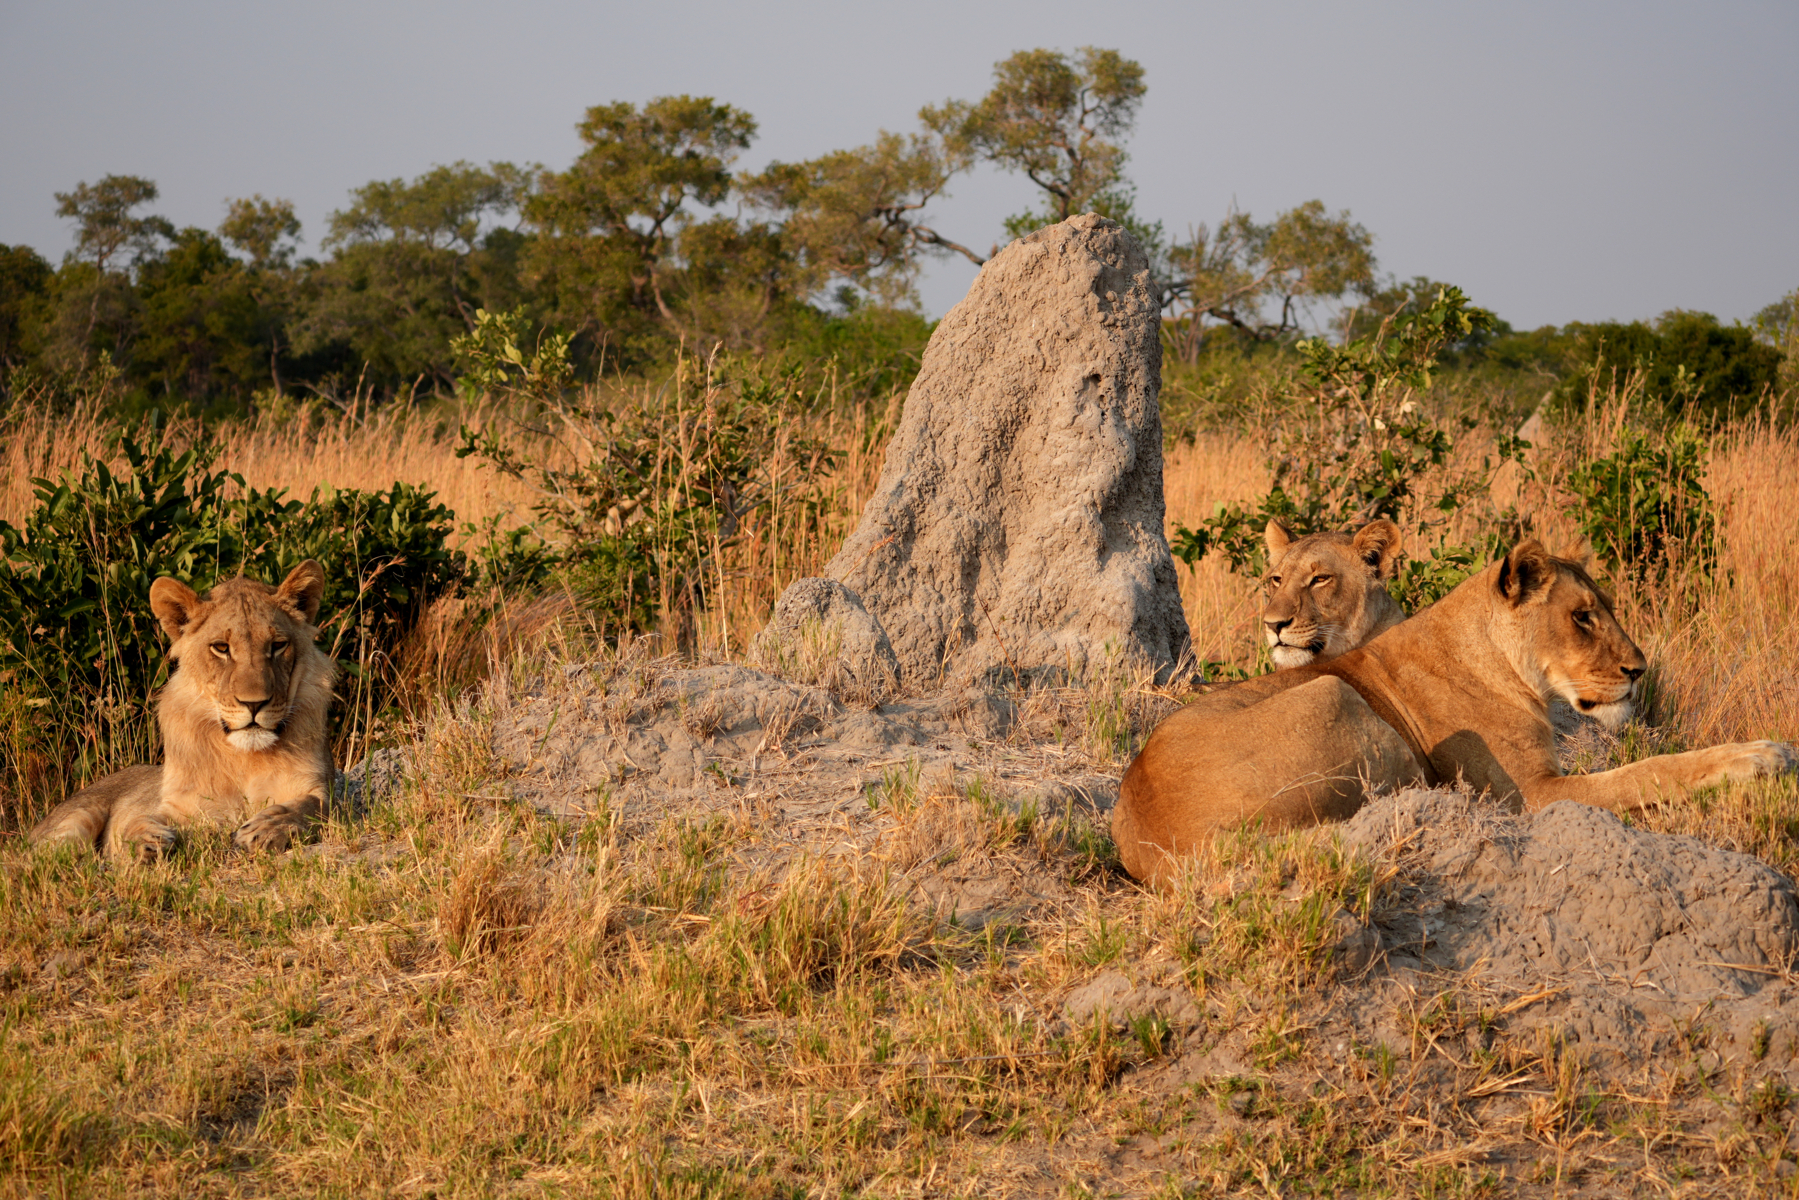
[1113,540,1798,886]
[30,561,337,862]
[1260,519,1405,668]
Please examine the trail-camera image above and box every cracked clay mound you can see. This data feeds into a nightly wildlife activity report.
[1342,788,1799,1059]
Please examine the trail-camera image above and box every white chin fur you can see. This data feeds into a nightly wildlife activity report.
[1584,700,1634,732]
[1270,645,1315,669]
[226,727,280,752]
[1554,681,1634,731]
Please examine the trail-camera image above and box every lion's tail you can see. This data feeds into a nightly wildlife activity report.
[29,765,161,852]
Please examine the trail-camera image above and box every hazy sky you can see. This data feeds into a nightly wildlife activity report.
[3,0,1794,328]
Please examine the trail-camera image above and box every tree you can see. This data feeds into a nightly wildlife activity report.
[53,175,173,275]
[1753,288,1799,392]
[218,197,304,397]
[50,174,175,362]
[130,228,267,409]
[1165,201,1376,360]
[219,195,302,269]
[528,96,759,345]
[743,131,982,305]
[924,47,1146,239]
[0,244,53,381]
[1560,310,1782,421]
[293,162,530,390]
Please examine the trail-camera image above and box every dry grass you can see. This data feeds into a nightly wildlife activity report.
[0,398,540,540]
[12,744,1793,1196]
[5,377,1799,1195]
[0,735,1142,1196]
[1162,431,1268,668]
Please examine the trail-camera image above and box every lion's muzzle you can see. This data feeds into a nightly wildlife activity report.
[221,701,286,752]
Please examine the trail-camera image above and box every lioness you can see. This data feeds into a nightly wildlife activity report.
[1261,519,1405,668]
[1114,540,1797,886]
[31,561,336,861]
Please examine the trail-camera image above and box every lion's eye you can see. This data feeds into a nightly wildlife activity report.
[269,640,289,656]
[1310,575,1332,588]
[1265,576,1282,589]
[1573,610,1594,628]
[210,642,230,657]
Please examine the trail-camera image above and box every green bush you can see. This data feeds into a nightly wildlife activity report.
[453,308,837,646]
[1566,423,1717,585]
[0,433,463,818]
[1171,286,1523,606]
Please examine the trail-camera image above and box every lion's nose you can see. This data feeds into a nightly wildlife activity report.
[240,698,269,717]
[1621,666,1645,683]
[1265,617,1292,637]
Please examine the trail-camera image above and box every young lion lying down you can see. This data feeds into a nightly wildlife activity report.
[1114,540,1798,887]
[31,562,336,862]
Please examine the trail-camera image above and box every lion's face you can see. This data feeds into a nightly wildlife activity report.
[1497,543,1646,730]
[1261,519,1404,668]
[150,563,327,753]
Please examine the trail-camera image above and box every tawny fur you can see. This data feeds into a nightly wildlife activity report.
[1114,540,1799,887]
[1260,519,1406,668]
[30,561,337,862]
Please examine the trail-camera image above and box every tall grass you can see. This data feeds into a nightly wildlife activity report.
[3,373,1798,1196]
[4,374,1795,752]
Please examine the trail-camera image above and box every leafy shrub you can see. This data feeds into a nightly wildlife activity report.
[0,434,463,819]
[454,308,837,646]
[1567,422,1717,584]
[1171,286,1523,606]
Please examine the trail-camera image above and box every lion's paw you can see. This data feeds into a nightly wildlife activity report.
[123,820,180,864]
[1721,741,1799,781]
[233,805,303,854]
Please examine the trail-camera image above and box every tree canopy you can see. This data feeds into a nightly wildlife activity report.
[1,50,1788,419]
[925,47,1146,238]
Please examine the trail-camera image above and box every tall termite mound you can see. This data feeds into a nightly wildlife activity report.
[770,213,1190,689]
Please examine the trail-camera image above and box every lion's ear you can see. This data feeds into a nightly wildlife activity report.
[1263,521,1293,559]
[1496,540,1555,606]
[1352,519,1403,580]
[276,560,326,625]
[149,578,201,640]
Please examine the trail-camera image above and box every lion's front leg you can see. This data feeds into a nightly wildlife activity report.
[1524,740,1798,813]
[233,794,323,853]
[103,784,184,863]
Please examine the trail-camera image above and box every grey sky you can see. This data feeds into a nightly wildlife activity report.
[3,0,1794,328]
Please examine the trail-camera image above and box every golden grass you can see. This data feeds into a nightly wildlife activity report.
[1162,432,1267,667]
[0,725,1148,1196]
[0,399,541,540]
[8,377,1794,748]
[9,735,1792,1195]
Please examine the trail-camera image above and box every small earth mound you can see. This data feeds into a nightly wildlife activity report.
[1338,786,1799,1061]
[486,660,1122,930]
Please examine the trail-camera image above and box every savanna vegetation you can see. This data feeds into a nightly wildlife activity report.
[3,44,1799,1198]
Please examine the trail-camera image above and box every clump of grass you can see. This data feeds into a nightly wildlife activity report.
[438,835,543,961]
[0,1053,112,1181]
